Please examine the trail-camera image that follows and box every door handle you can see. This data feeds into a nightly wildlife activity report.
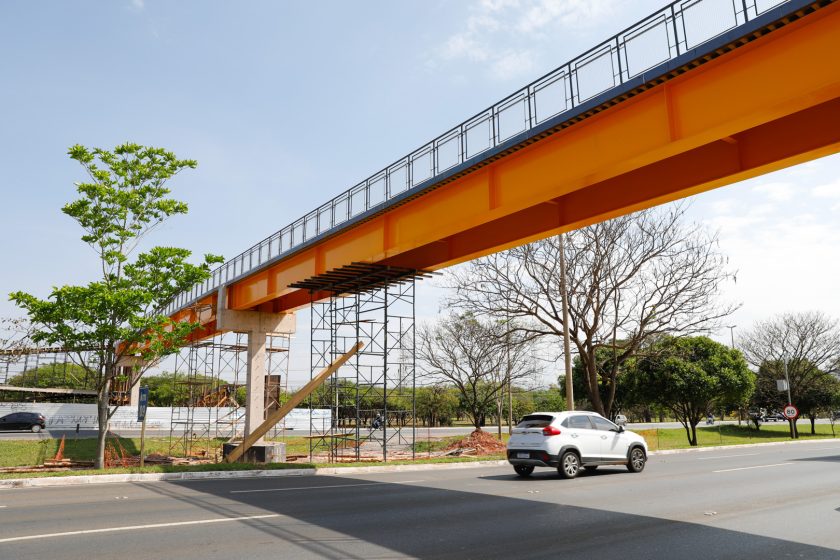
[601,435,607,439]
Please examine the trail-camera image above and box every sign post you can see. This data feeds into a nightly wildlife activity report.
[138,387,149,468]
[783,403,799,440]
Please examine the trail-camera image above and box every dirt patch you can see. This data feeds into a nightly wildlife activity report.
[444,429,506,456]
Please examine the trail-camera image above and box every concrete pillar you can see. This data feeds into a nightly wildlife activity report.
[245,330,268,441]
[216,287,296,443]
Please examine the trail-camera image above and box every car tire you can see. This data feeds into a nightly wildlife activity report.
[31,424,41,433]
[514,465,535,477]
[584,465,598,473]
[627,447,646,473]
[558,451,580,479]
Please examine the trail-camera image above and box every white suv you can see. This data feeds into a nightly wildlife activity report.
[507,411,648,478]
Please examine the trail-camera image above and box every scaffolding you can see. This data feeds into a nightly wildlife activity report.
[293,263,429,462]
[1,346,96,393]
[167,331,290,458]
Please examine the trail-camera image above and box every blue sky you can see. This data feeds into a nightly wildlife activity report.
[2,0,838,387]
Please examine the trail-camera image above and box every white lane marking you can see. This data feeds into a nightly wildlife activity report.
[804,446,840,451]
[230,479,424,494]
[0,514,281,544]
[714,462,794,473]
[0,505,6,509]
[697,453,759,460]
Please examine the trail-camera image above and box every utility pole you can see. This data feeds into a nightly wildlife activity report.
[506,308,513,434]
[558,233,574,410]
[727,325,736,348]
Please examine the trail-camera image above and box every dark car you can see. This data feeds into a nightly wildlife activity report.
[764,412,786,422]
[0,412,46,432]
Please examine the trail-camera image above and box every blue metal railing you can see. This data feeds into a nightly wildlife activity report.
[166,0,798,315]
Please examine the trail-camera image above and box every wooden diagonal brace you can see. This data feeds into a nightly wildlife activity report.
[224,341,364,463]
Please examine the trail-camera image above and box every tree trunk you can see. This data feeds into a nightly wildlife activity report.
[472,410,482,430]
[497,398,503,439]
[809,415,816,435]
[95,379,111,469]
[585,359,606,416]
[690,423,698,446]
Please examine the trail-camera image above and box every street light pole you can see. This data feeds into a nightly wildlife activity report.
[558,233,574,411]
[784,357,795,439]
[727,325,736,349]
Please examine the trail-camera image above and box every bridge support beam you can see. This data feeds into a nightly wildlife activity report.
[216,288,296,442]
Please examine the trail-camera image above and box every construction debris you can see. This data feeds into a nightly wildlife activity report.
[444,429,507,456]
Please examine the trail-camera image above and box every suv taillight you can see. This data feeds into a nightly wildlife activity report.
[542,425,562,436]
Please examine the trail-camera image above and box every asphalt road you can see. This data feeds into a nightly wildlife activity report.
[1,440,839,559]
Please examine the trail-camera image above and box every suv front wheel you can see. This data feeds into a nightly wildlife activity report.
[558,451,580,479]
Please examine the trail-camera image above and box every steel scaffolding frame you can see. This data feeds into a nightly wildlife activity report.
[1,346,96,392]
[167,332,290,458]
[308,278,416,462]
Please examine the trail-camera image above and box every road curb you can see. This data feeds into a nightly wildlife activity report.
[0,460,509,489]
[0,468,316,489]
[314,460,508,476]
[650,437,840,456]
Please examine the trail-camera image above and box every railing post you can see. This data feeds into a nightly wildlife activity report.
[670,4,681,56]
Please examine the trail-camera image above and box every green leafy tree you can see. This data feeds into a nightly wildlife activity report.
[530,386,565,414]
[6,363,91,390]
[141,372,230,407]
[793,368,839,434]
[631,336,754,446]
[10,143,222,468]
[415,384,459,427]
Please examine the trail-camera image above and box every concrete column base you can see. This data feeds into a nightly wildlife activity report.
[222,442,287,464]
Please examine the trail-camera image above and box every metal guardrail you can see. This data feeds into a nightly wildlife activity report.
[166,0,796,315]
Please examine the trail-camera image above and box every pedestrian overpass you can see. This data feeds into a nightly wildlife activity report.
[170,0,840,329]
[158,0,840,459]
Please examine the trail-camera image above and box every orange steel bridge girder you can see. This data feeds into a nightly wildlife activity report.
[189,1,840,320]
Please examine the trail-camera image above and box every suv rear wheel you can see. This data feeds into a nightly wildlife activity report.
[627,447,646,473]
[514,465,535,477]
[558,451,580,479]
[31,424,42,433]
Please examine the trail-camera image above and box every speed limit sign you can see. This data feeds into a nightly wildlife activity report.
[783,404,799,420]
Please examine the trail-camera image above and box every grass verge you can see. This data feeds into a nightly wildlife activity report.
[639,422,838,451]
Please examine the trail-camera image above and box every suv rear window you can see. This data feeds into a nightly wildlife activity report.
[516,414,555,428]
[563,415,595,429]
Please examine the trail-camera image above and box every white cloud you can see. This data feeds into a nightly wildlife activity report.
[491,50,537,79]
[516,0,618,33]
[431,0,620,81]
[811,177,840,199]
[131,0,144,9]
[752,181,794,202]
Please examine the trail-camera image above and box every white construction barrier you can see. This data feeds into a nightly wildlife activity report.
[0,402,329,432]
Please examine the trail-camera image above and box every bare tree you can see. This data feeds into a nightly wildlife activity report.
[418,313,536,430]
[739,311,840,436]
[0,318,32,366]
[446,203,736,418]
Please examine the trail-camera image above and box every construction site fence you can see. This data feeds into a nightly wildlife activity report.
[0,402,329,433]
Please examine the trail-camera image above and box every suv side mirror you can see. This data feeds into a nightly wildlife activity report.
[618,426,625,433]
